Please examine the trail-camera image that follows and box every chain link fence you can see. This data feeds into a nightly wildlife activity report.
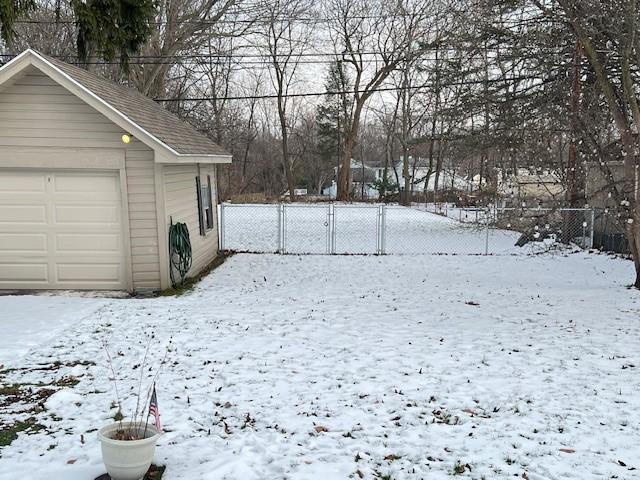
[592,208,630,253]
[218,203,596,255]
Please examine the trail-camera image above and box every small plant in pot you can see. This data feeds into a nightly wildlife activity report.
[98,339,167,480]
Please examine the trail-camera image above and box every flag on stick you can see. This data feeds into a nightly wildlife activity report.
[149,384,162,432]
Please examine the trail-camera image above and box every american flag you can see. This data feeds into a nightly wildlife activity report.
[149,384,162,432]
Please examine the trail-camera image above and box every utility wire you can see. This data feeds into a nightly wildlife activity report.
[11,14,557,26]
[154,75,553,102]
[0,45,574,61]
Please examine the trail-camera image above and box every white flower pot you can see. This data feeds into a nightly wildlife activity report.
[97,422,161,480]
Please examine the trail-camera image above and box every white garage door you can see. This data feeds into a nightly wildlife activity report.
[0,170,127,290]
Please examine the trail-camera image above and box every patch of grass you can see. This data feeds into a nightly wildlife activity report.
[55,376,80,388]
[452,461,470,475]
[0,360,94,380]
[158,252,233,297]
[0,374,81,409]
[0,384,22,396]
[0,418,44,447]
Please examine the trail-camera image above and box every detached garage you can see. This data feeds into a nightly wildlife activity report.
[0,49,231,292]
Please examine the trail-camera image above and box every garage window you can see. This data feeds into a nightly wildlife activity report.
[196,175,214,235]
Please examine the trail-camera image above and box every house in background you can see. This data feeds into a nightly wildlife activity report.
[0,49,231,293]
[322,159,378,199]
[495,168,565,206]
[585,159,631,253]
[395,157,470,193]
[374,156,471,194]
[322,156,472,200]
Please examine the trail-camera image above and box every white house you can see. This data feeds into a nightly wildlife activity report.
[0,50,232,292]
[380,157,471,193]
[496,168,565,200]
[322,160,378,199]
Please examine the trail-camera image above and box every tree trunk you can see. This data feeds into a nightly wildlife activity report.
[278,105,296,202]
[381,140,391,201]
[282,137,295,202]
[423,169,434,204]
[402,149,411,206]
[434,144,443,199]
[337,102,364,201]
[424,128,437,204]
[626,206,640,288]
[567,39,582,208]
[621,132,640,287]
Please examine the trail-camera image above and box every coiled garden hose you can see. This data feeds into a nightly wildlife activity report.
[168,221,192,288]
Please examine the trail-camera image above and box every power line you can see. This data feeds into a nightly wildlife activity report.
[0,45,572,60]
[0,45,574,68]
[11,14,557,27]
[154,75,552,102]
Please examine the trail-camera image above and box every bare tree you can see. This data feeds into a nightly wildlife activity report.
[326,0,438,201]
[8,1,77,59]
[556,0,640,286]
[259,0,314,201]
[129,0,238,98]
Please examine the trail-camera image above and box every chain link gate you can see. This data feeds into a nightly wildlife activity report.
[218,203,596,255]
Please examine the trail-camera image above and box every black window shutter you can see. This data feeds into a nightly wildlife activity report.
[207,175,214,229]
[195,176,205,235]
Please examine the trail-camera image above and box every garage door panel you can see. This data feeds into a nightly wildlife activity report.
[56,263,121,283]
[0,205,47,223]
[0,172,46,192]
[0,195,47,204]
[0,169,126,290]
[0,233,47,252]
[53,174,118,194]
[54,204,120,224]
[0,263,48,282]
[55,233,121,253]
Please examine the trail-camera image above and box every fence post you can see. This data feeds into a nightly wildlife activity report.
[219,203,226,251]
[590,209,595,248]
[380,204,387,254]
[280,203,286,254]
[326,205,330,254]
[331,204,336,254]
[276,203,281,253]
[484,207,490,255]
[326,204,335,254]
[376,205,381,254]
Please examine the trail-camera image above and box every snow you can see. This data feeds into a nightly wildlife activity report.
[45,389,84,415]
[1,253,639,480]
[0,295,108,365]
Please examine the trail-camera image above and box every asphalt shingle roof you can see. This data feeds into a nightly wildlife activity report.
[41,53,229,157]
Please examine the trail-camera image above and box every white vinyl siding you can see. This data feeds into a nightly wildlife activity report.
[164,164,218,279]
[0,67,161,291]
[125,147,161,290]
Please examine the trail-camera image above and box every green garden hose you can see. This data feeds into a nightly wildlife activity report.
[168,221,192,288]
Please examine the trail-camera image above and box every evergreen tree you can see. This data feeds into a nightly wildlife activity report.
[0,0,154,69]
[315,60,352,179]
[0,0,34,44]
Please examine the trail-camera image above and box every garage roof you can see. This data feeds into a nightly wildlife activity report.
[0,50,232,163]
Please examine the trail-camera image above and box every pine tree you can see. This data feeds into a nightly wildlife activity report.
[0,0,34,44]
[315,60,352,186]
[0,0,154,69]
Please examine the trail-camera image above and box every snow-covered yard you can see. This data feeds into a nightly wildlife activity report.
[1,253,639,480]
